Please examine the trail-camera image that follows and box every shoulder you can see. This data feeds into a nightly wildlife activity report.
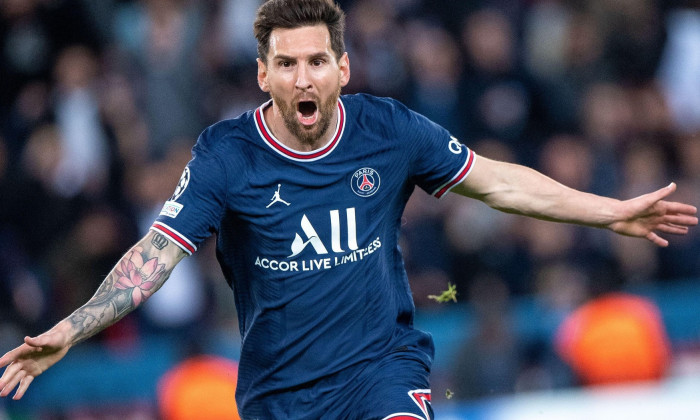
[342,93,441,138]
[342,93,410,116]
[341,93,420,134]
[194,110,257,156]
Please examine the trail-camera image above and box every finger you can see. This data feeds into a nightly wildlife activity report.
[0,362,24,396]
[646,232,669,247]
[662,214,699,227]
[3,370,26,399]
[0,362,10,390]
[24,334,62,353]
[656,224,689,235]
[13,375,34,400]
[0,381,12,399]
[1,345,39,372]
[0,345,27,368]
[0,352,12,369]
[632,185,678,213]
[0,375,7,397]
[663,202,698,216]
[0,360,21,384]
[0,365,23,398]
[23,336,45,351]
[646,182,677,203]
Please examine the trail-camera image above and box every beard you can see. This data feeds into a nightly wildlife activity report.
[271,84,341,147]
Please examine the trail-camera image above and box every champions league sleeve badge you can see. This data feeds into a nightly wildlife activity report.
[170,167,191,201]
[160,167,190,218]
[351,167,380,197]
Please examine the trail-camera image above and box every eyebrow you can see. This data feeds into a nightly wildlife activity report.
[272,52,333,61]
[272,54,295,62]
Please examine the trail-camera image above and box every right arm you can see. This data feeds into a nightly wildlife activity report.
[0,230,187,399]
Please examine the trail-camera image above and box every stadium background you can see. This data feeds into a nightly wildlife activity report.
[2,0,700,418]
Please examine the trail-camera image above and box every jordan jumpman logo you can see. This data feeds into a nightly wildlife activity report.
[267,184,291,208]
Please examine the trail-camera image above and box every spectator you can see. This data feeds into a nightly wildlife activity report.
[112,0,207,158]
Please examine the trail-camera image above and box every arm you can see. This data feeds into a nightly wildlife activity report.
[0,230,187,400]
[452,155,698,246]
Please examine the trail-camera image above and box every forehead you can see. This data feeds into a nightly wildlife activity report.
[268,24,334,59]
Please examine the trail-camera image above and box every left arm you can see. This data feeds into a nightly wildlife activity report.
[451,155,698,247]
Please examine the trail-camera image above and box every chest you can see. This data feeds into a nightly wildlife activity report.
[225,135,410,260]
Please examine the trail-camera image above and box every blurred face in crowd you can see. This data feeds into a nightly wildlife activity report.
[257,24,350,149]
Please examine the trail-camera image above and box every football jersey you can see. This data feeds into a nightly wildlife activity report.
[152,93,475,416]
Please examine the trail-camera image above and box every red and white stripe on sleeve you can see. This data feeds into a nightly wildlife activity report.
[150,221,197,255]
[432,148,476,198]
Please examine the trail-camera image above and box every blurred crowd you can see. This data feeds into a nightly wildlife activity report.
[2,0,700,412]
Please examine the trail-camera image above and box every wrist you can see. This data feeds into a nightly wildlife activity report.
[604,199,627,230]
[53,319,79,347]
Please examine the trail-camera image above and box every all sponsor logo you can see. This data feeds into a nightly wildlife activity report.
[254,207,382,273]
[289,208,358,257]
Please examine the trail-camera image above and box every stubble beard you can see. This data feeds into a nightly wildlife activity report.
[272,84,341,148]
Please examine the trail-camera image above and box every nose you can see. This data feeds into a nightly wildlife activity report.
[295,63,312,91]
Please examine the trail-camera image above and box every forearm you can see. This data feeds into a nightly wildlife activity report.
[455,156,621,227]
[58,230,186,346]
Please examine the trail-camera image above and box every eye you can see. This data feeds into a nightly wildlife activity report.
[311,59,325,66]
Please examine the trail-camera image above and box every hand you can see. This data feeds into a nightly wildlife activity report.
[608,183,698,247]
[0,327,72,400]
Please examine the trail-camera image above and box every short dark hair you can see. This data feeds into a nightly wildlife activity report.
[254,0,346,64]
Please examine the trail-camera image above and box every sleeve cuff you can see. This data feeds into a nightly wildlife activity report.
[432,148,476,198]
[150,222,197,255]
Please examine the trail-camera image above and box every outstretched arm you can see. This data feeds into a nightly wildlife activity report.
[0,230,187,400]
[452,155,698,246]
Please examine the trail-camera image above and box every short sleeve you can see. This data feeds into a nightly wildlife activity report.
[395,102,475,198]
[151,135,227,255]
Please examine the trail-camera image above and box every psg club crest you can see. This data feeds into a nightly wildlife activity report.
[351,167,380,197]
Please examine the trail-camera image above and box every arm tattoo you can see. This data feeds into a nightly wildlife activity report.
[151,233,169,250]
[67,241,176,344]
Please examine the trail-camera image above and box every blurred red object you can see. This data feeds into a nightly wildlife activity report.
[158,355,240,420]
[555,293,671,386]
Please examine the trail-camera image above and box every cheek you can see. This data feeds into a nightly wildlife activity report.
[314,73,342,91]
[267,78,294,96]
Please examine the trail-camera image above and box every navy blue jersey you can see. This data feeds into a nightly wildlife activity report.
[152,93,475,417]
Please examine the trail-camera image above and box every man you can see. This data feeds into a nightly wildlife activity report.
[0,0,697,419]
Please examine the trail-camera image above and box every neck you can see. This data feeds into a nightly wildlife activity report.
[263,101,338,152]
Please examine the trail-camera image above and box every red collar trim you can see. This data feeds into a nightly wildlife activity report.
[254,99,345,161]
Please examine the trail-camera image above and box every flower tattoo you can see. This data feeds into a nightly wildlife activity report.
[114,247,164,306]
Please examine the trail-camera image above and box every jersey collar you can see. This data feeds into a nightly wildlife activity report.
[254,98,346,162]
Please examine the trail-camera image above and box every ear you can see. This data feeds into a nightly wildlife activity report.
[339,52,350,87]
[257,58,270,92]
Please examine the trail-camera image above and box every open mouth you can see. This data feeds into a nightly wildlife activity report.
[297,101,318,126]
